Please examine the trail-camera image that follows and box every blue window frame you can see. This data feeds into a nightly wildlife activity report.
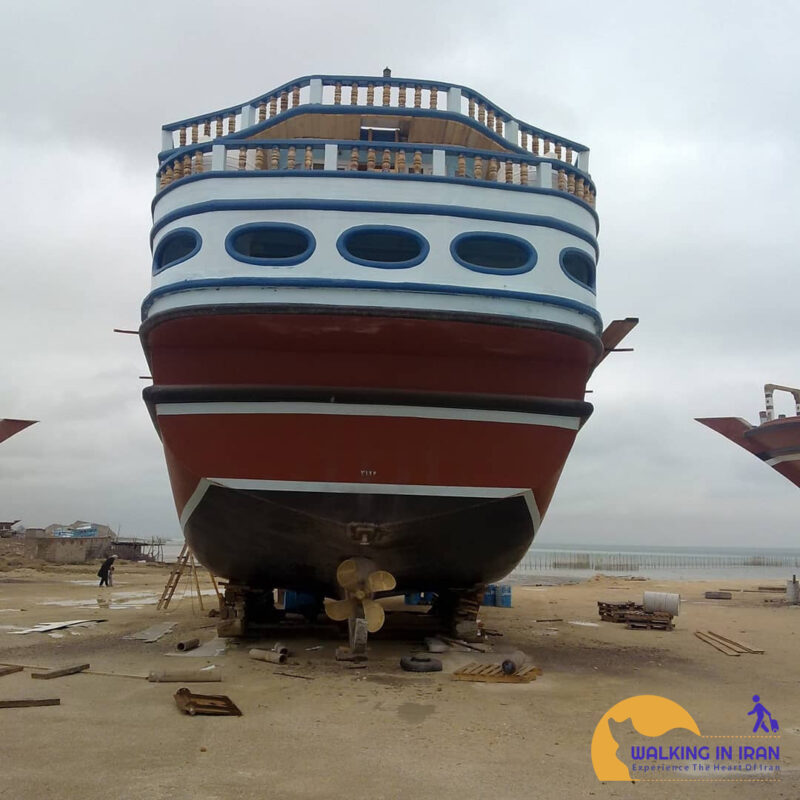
[450,232,537,275]
[152,228,202,275]
[559,247,596,292]
[336,225,429,269]
[225,222,316,266]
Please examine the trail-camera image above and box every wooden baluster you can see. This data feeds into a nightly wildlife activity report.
[456,153,466,177]
[468,97,475,118]
[396,150,406,173]
[532,136,540,155]
[228,113,236,135]
[279,91,287,112]
[237,147,246,170]
[270,146,280,170]
[588,189,595,207]
[203,120,211,137]
[556,143,563,161]
[304,145,313,169]
[159,169,167,189]
[216,117,224,138]
[382,83,390,106]
[557,169,567,191]
[258,102,267,122]
[478,103,486,125]
[173,158,183,180]
[565,146,573,165]
[487,157,498,181]
[397,84,406,107]
[367,147,376,170]
[473,155,484,179]
[544,138,552,158]
[520,161,529,184]
[287,145,296,169]
[179,128,186,147]
[183,153,192,176]
[505,160,513,183]
[164,165,173,185]
[487,108,495,130]
[429,87,438,109]
[350,147,360,170]
[351,82,359,104]
[412,150,422,174]
[193,149,204,174]
[366,84,374,105]
[568,172,575,194]
[191,124,198,144]
[381,148,391,171]
[270,96,277,117]
[496,117,504,135]
[255,147,265,170]
[414,85,422,108]
[521,131,528,151]
[576,177,585,199]
[334,83,342,105]
[292,85,300,107]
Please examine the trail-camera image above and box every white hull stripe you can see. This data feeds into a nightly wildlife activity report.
[765,452,800,466]
[179,478,540,529]
[156,401,581,430]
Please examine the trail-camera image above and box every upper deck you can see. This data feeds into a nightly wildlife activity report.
[155,73,595,211]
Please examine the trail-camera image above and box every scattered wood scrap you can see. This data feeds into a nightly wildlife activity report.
[0,698,60,709]
[597,601,638,622]
[453,663,542,684]
[0,666,24,678]
[694,630,764,656]
[173,688,241,716]
[704,592,732,600]
[31,664,89,680]
[625,611,674,631]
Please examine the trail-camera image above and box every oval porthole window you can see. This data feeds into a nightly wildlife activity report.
[152,228,202,274]
[337,226,429,268]
[559,248,596,291]
[226,223,316,265]
[450,233,536,275]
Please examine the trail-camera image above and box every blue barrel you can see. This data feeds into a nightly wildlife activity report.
[483,585,497,606]
[420,591,437,605]
[283,590,318,612]
[405,592,422,605]
[496,584,512,608]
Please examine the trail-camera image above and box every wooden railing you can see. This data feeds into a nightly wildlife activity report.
[155,139,596,207]
[160,75,591,174]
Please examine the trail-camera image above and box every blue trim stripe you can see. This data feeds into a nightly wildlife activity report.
[150,199,599,257]
[151,169,599,228]
[141,276,603,329]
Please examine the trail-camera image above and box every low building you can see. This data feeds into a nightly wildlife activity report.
[24,521,113,563]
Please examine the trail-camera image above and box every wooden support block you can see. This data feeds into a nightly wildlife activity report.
[0,698,60,708]
[31,664,90,680]
[148,670,222,683]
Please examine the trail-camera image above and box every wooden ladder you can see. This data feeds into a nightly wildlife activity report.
[157,543,222,611]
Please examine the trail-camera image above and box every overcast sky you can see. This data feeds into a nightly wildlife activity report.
[1,0,798,548]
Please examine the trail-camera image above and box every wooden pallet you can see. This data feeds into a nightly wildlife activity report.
[624,611,674,631]
[452,662,542,683]
[598,601,639,623]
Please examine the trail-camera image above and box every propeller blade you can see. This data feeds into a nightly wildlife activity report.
[366,570,396,593]
[324,597,357,622]
[362,598,386,633]
[336,558,370,591]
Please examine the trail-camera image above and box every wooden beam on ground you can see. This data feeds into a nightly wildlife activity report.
[31,664,90,680]
[0,698,60,708]
[0,666,24,678]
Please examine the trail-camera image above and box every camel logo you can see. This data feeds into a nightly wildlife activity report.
[591,695,700,781]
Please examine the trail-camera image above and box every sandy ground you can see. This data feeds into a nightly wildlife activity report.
[0,561,797,799]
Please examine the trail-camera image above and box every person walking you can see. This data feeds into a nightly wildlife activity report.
[97,555,116,587]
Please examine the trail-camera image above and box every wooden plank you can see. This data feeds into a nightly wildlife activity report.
[452,662,542,683]
[0,698,60,708]
[0,666,24,677]
[705,631,764,655]
[31,664,90,680]
[695,631,740,656]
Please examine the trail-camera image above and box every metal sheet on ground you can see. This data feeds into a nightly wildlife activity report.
[123,622,177,642]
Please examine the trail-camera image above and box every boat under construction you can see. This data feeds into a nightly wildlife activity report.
[141,71,636,644]
[698,383,800,489]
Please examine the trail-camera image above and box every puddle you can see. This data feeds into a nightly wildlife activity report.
[396,702,436,724]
